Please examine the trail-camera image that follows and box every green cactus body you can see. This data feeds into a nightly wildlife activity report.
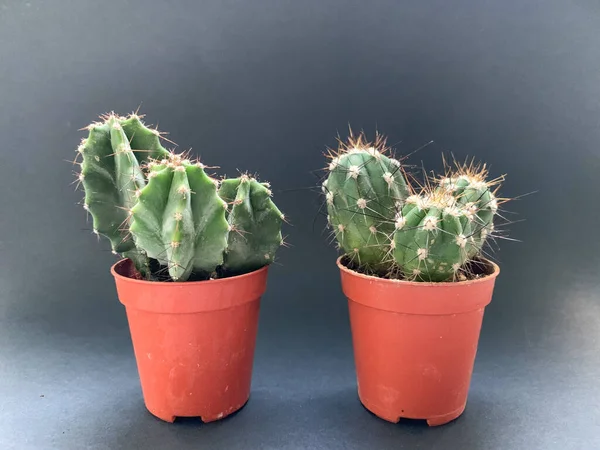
[439,175,498,258]
[78,111,285,282]
[218,176,284,275]
[128,156,230,281]
[78,114,170,275]
[324,147,409,272]
[393,193,474,282]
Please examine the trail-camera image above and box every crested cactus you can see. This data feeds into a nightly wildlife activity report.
[75,111,284,282]
[218,175,285,275]
[322,132,410,273]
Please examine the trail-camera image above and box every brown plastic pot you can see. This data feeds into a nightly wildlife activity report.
[110,258,268,423]
[337,256,499,426]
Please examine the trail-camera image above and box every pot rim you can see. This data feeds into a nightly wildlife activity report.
[336,254,500,287]
[110,258,269,286]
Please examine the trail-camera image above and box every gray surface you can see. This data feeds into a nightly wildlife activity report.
[1,0,600,449]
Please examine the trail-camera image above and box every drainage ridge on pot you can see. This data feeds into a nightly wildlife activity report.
[319,130,520,426]
[72,111,287,423]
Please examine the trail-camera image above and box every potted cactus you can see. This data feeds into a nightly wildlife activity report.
[74,112,285,423]
[321,131,507,426]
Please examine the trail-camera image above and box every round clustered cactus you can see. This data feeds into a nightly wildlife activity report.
[322,133,505,282]
[75,111,285,282]
[393,190,475,282]
[436,162,502,259]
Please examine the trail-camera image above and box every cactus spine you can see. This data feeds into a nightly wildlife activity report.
[76,112,284,282]
[323,132,410,274]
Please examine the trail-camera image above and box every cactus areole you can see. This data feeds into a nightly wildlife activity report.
[323,130,511,426]
[74,111,285,422]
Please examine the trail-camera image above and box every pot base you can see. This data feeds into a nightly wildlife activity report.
[360,397,465,426]
[146,398,250,423]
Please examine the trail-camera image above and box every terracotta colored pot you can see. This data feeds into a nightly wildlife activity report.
[337,256,500,426]
[110,258,268,423]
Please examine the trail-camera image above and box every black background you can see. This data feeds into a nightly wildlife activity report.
[1,1,599,449]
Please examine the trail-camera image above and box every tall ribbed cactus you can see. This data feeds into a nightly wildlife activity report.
[322,131,410,274]
[78,113,170,275]
[129,155,230,281]
[76,111,284,282]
